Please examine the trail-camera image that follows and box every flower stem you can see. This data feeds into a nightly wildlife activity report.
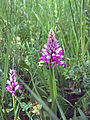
[49,68,54,108]
[12,96,15,116]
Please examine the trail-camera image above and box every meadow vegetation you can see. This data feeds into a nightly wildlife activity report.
[0,0,90,120]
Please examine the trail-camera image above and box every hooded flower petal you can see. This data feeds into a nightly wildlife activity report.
[15,85,21,91]
[5,86,11,91]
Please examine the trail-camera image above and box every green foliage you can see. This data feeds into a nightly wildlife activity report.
[78,108,88,120]
[15,96,31,118]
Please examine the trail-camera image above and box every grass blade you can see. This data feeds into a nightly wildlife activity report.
[56,98,67,120]
[78,108,88,120]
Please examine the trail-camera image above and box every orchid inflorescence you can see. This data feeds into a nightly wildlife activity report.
[39,29,66,68]
[5,69,21,96]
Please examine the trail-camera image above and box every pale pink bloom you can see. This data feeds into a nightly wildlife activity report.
[5,69,21,96]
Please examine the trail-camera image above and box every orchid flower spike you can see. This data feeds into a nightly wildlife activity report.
[39,29,66,68]
[5,69,21,96]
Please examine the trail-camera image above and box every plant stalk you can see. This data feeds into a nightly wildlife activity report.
[49,68,54,109]
[13,96,16,119]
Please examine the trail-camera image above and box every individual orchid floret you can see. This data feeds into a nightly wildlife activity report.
[5,69,21,96]
[39,29,66,68]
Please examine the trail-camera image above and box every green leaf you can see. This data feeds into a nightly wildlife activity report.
[15,103,19,120]
[78,108,88,120]
[73,108,76,120]
[15,96,31,118]
[56,98,67,120]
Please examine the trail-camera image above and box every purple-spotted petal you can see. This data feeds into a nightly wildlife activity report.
[5,86,11,91]
[40,48,47,53]
[15,82,19,86]
[53,63,56,66]
[56,48,62,54]
[46,55,51,60]
[44,63,47,65]
[39,57,44,62]
[10,91,15,96]
[15,85,21,91]
[58,61,64,65]
[12,93,15,96]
